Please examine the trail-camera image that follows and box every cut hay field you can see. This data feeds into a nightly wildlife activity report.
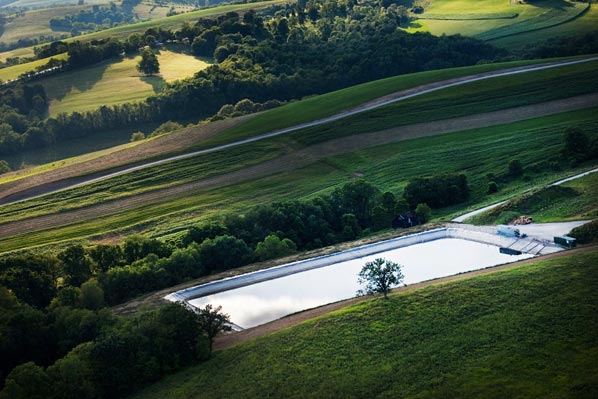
[130,249,598,399]
[0,52,67,81]
[41,49,210,115]
[410,0,592,45]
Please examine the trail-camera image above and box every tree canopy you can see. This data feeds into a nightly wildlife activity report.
[357,258,404,299]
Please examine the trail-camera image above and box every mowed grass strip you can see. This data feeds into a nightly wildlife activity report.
[42,50,210,115]
[0,53,68,82]
[1,108,596,252]
[129,249,598,399]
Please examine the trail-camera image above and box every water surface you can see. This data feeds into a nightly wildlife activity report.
[190,238,533,328]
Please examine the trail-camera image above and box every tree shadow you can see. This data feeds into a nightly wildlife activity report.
[46,60,111,102]
[140,74,166,94]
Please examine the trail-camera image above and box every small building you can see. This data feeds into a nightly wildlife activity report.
[554,235,576,248]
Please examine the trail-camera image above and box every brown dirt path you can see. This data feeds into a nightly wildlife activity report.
[214,245,598,351]
[1,93,597,239]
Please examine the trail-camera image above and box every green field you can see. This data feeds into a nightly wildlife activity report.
[0,57,551,181]
[410,0,593,46]
[0,52,67,82]
[1,106,596,253]
[470,172,598,225]
[1,57,596,252]
[41,49,210,115]
[196,58,598,149]
[0,0,287,61]
[129,249,598,399]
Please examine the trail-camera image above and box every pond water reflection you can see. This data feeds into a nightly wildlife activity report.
[190,238,533,328]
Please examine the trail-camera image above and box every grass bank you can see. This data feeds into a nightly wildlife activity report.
[469,171,598,225]
[130,249,598,399]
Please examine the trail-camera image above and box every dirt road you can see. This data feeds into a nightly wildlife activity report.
[1,93,597,239]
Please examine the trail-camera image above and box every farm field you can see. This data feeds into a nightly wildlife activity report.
[0,0,287,61]
[41,49,210,115]
[410,0,593,46]
[130,249,598,399]
[1,105,596,253]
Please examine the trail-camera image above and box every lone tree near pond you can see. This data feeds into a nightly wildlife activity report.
[137,49,160,76]
[196,304,231,357]
[357,258,404,299]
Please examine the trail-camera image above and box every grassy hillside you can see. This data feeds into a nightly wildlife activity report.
[410,0,593,47]
[129,249,598,399]
[469,172,598,225]
[1,106,596,253]
[0,59,596,252]
[41,49,210,115]
[0,58,551,177]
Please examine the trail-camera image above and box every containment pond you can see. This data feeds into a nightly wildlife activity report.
[189,238,533,329]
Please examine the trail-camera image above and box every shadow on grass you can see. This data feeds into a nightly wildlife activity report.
[43,60,111,101]
[140,74,166,93]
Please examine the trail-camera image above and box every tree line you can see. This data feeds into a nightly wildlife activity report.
[1,0,506,157]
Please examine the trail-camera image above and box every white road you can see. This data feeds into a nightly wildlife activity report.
[3,56,597,207]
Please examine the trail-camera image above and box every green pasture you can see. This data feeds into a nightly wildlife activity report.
[0,52,67,82]
[491,3,598,48]
[129,249,598,399]
[1,107,596,253]
[410,0,591,44]
[197,58,598,149]
[42,49,210,115]
[470,172,598,225]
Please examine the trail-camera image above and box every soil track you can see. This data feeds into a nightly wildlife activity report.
[1,93,597,239]
[214,245,598,350]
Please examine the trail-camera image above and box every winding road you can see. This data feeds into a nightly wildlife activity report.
[1,56,597,207]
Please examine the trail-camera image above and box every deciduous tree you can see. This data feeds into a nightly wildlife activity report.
[357,258,404,299]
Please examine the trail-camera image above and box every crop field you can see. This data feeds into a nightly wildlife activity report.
[0,52,67,81]
[410,0,591,44]
[0,0,287,61]
[470,172,598,225]
[41,49,210,115]
[129,249,598,399]
[1,106,596,253]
